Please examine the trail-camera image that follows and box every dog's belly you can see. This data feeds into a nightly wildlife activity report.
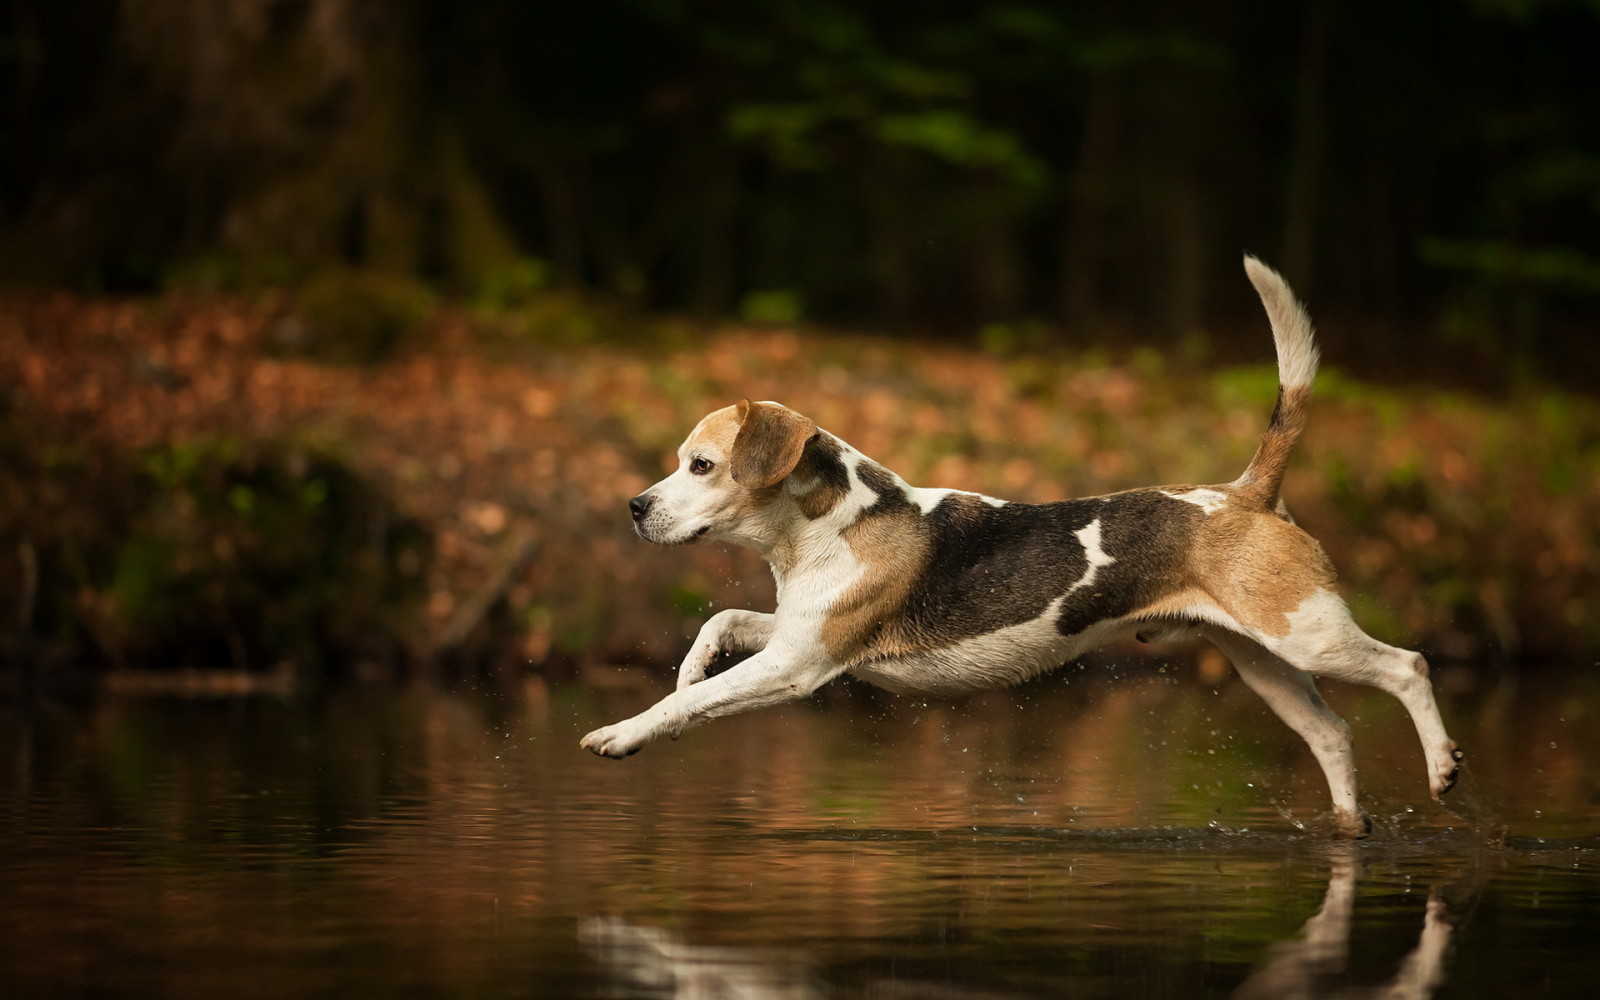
[847,616,1129,698]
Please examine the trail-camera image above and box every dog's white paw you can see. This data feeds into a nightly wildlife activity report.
[1331,808,1373,840]
[1430,743,1464,799]
[581,723,646,758]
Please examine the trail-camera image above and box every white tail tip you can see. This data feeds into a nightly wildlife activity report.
[1243,254,1320,390]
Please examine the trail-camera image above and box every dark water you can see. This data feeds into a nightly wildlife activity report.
[3,666,1598,998]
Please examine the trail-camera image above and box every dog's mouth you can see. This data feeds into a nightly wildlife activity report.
[637,522,712,545]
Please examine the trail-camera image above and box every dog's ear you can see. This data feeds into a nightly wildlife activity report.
[730,400,817,488]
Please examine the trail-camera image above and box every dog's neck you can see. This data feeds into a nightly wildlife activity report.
[762,437,910,598]
[763,511,854,585]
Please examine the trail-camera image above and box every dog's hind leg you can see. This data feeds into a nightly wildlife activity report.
[677,610,775,690]
[1206,629,1370,838]
[1262,590,1462,801]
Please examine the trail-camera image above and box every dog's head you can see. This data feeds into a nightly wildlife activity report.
[629,399,818,545]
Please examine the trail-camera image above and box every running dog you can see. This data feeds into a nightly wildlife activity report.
[582,256,1461,838]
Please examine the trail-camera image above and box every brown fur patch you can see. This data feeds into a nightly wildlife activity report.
[1187,502,1335,636]
[820,501,931,664]
[684,405,744,458]
[1132,587,1219,622]
[730,400,817,488]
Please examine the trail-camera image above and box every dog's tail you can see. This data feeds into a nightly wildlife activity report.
[1231,255,1321,508]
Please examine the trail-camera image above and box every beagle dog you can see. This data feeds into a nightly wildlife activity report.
[583,256,1461,838]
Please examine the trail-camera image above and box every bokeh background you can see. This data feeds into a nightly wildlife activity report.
[3,0,1598,688]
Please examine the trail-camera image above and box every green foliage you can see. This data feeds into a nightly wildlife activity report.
[728,104,833,170]
[278,270,437,364]
[475,258,552,312]
[720,3,1046,192]
[874,111,1046,187]
[729,88,1048,187]
[739,289,804,325]
[1421,239,1600,295]
[0,414,431,673]
[165,254,303,295]
[111,439,432,670]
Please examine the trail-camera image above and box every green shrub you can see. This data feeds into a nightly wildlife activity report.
[277,269,437,364]
[0,416,432,674]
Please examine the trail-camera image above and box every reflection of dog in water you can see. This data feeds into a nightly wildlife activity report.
[578,917,824,1000]
[580,853,1464,1000]
[1233,849,1461,1000]
[584,256,1461,838]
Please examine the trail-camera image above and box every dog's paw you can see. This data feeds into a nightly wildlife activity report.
[580,723,645,759]
[1431,744,1464,799]
[1330,809,1373,841]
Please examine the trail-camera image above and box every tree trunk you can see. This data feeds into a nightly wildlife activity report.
[972,177,1023,322]
[1282,0,1330,293]
[1062,71,1121,333]
[866,157,914,328]
[1165,176,1204,341]
[693,149,740,317]
[536,151,586,288]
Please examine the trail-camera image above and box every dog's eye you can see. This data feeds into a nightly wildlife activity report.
[689,456,716,476]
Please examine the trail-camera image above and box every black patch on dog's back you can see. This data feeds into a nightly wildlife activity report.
[905,496,1095,639]
[878,488,1201,650]
[1052,490,1199,636]
[854,460,918,518]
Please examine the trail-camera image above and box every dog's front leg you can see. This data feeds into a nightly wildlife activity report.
[581,646,840,759]
[676,609,775,690]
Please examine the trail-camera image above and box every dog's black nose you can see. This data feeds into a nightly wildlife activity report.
[628,494,653,522]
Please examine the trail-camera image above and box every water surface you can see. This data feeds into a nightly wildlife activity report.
[3,666,1597,997]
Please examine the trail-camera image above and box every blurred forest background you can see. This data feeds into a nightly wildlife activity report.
[2,0,1598,689]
